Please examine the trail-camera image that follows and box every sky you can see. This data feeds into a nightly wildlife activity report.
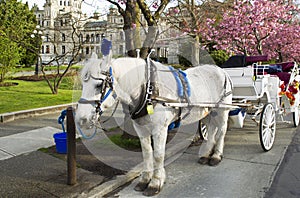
[21,0,111,16]
[21,0,300,15]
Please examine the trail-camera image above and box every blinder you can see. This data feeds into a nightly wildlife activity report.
[78,68,114,116]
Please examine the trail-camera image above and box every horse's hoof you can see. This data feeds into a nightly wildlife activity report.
[198,157,210,165]
[143,186,160,196]
[209,158,221,166]
[134,182,149,192]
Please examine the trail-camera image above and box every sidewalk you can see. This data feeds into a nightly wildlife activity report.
[0,111,108,197]
[0,107,139,197]
[0,106,192,197]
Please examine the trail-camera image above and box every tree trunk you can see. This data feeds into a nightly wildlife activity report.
[191,36,200,66]
[140,26,158,59]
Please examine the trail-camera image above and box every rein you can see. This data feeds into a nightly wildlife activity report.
[77,67,117,139]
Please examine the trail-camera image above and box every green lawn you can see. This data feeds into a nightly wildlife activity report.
[0,79,81,114]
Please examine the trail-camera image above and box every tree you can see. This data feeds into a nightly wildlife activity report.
[105,0,171,58]
[0,30,21,82]
[38,12,84,94]
[206,0,300,62]
[0,0,37,82]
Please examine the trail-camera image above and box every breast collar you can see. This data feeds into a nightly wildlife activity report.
[130,58,157,120]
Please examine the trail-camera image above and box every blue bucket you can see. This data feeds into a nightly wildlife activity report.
[53,132,67,154]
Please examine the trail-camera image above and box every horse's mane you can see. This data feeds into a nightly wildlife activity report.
[110,57,147,104]
[111,57,146,79]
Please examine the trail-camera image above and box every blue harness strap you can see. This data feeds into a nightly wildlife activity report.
[100,67,115,103]
[169,66,184,97]
[168,66,191,98]
[178,69,191,97]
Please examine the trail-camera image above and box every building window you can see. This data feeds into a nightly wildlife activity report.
[64,1,66,6]
[96,34,100,43]
[119,45,123,55]
[86,34,90,43]
[41,46,44,54]
[62,46,65,54]
[46,45,50,54]
[79,34,83,43]
[91,34,94,43]
[120,31,124,40]
[86,47,89,54]
[60,0,62,5]
[62,33,65,41]
[46,34,50,42]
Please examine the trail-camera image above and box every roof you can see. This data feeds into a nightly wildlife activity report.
[84,21,107,28]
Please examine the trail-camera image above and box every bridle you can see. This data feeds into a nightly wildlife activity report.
[78,67,114,117]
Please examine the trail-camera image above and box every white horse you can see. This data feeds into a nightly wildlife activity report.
[75,52,233,196]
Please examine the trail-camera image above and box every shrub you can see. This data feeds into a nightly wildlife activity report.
[210,50,229,66]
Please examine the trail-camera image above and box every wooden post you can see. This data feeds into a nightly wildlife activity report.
[67,106,76,185]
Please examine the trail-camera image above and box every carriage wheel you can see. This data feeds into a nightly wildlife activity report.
[198,120,208,141]
[292,105,300,127]
[259,103,276,151]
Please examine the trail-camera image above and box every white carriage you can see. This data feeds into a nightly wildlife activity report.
[220,55,300,151]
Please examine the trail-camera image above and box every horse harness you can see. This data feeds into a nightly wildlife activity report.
[129,59,191,120]
[78,67,115,116]
[78,58,232,123]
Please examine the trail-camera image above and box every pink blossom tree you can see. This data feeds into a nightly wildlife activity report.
[206,0,300,62]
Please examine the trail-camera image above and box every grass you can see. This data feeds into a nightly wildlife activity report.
[109,134,141,151]
[0,78,81,114]
[14,65,82,73]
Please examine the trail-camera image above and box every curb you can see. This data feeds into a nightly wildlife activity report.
[0,103,76,123]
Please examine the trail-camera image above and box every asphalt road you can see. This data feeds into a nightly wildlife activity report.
[116,119,300,198]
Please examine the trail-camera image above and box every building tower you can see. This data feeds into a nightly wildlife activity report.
[34,0,84,64]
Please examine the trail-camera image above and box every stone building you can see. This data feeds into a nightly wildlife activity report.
[32,0,177,65]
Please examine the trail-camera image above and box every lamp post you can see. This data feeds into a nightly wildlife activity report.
[30,25,43,76]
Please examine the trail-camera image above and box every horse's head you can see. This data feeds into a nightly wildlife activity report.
[75,51,116,129]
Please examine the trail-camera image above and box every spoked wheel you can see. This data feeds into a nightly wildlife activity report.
[198,120,208,141]
[292,105,300,127]
[259,103,276,151]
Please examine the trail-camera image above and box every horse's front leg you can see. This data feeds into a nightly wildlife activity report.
[134,135,153,192]
[143,128,168,196]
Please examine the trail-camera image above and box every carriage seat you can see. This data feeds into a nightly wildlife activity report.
[221,55,268,68]
[271,62,295,85]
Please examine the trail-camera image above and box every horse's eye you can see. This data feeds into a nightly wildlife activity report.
[83,72,90,81]
[95,83,102,89]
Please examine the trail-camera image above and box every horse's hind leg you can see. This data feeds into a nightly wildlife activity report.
[143,128,168,196]
[198,114,218,165]
[134,135,153,192]
[210,109,229,166]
